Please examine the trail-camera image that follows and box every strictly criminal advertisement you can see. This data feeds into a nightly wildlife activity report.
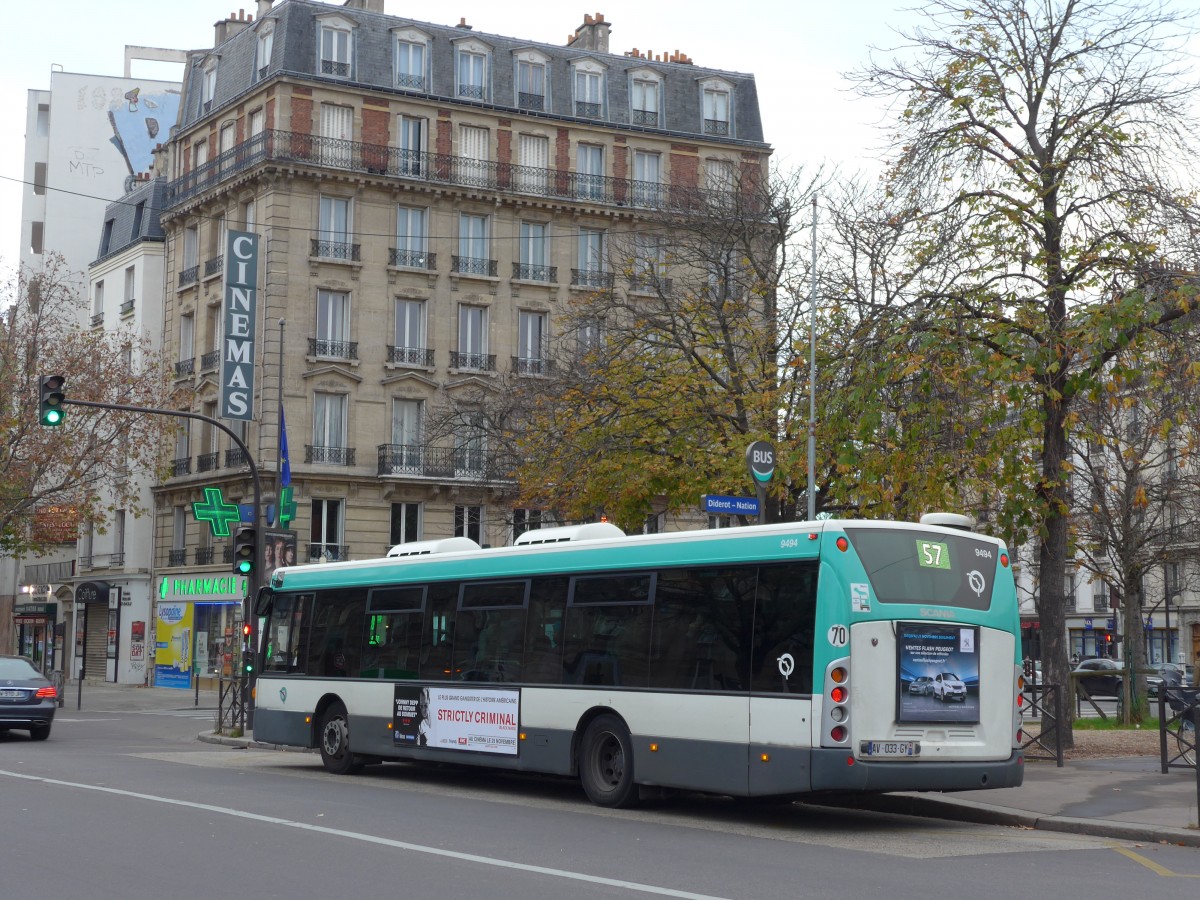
[393,685,520,755]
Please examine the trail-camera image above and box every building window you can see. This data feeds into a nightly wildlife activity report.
[317,195,354,259]
[706,158,736,202]
[123,266,135,311]
[512,508,543,542]
[578,320,603,353]
[131,201,145,237]
[517,310,547,376]
[200,62,217,114]
[576,143,604,200]
[395,38,427,90]
[631,77,659,126]
[256,26,274,79]
[93,280,104,316]
[632,150,661,207]
[179,313,194,361]
[455,505,482,543]
[391,502,422,545]
[457,305,489,370]
[397,115,425,177]
[36,103,49,137]
[574,228,609,288]
[457,49,487,99]
[319,23,353,78]
[310,498,344,561]
[514,133,549,193]
[172,506,187,554]
[315,289,351,358]
[392,206,427,268]
[30,222,43,255]
[33,162,46,196]
[393,298,426,362]
[312,392,348,452]
[574,68,604,118]
[183,224,199,269]
[516,221,551,281]
[390,399,424,469]
[517,60,546,110]
[248,108,265,140]
[456,213,491,275]
[703,85,731,136]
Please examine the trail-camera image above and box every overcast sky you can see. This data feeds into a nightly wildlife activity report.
[0,0,925,269]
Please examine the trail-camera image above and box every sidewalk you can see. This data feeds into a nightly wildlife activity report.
[61,683,1200,846]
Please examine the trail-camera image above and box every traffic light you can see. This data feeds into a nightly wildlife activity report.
[38,374,66,427]
[232,525,257,575]
[242,622,254,675]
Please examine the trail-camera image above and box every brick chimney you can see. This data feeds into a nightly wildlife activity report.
[214,9,254,46]
[568,13,611,53]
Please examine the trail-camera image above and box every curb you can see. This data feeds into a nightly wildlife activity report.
[833,792,1200,848]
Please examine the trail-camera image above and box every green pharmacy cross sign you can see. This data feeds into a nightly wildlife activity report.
[278,486,297,528]
[192,487,242,537]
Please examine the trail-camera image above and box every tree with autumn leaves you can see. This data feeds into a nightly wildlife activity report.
[0,255,172,648]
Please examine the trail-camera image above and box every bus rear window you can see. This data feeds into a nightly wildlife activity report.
[842,528,998,610]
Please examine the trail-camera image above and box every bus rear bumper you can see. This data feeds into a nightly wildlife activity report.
[810,749,1024,793]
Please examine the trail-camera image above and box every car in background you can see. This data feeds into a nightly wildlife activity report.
[933,671,967,702]
[0,655,56,740]
[1147,663,1192,700]
[908,675,934,696]
[1072,657,1122,697]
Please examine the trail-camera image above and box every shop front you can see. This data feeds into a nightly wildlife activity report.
[13,602,58,674]
[155,574,247,689]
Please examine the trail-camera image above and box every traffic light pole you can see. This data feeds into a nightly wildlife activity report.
[59,398,263,728]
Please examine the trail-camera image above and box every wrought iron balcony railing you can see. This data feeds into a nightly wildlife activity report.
[512,262,557,282]
[628,273,673,294]
[168,549,187,566]
[512,356,551,376]
[321,59,350,77]
[458,84,485,100]
[200,350,220,372]
[310,239,361,262]
[704,118,730,136]
[90,313,104,328]
[164,129,745,216]
[305,445,356,466]
[204,255,224,278]
[451,256,498,277]
[197,451,220,473]
[575,101,602,118]
[309,543,350,562]
[571,269,615,289]
[174,358,195,378]
[225,447,249,469]
[308,338,359,360]
[518,92,545,111]
[395,73,425,90]
[120,299,135,315]
[376,443,517,481]
[632,108,659,126]
[178,265,199,287]
[387,345,435,366]
[388,247,435,270]
[195,546,215,565]
[170,457,191,477]
[449,351,496,371]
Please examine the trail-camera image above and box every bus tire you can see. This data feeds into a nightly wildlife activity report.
[579,714,638,808]
[319,701,361,775]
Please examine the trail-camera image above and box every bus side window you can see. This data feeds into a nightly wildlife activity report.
[563,573,653,688]
[421,582,458,680]
[751,562,818,694]
[651,568,750,691]
[523,576,567,684]
[264,593,310,674]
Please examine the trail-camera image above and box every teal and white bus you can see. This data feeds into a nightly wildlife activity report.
[251,516,1024,807]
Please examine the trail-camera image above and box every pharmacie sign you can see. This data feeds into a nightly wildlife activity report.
[219,230,259,421]
[158,575,248,603]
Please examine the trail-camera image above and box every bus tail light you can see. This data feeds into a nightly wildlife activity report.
[822,656,851,748]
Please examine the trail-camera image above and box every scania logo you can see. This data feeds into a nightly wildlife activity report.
[279,687,287,703]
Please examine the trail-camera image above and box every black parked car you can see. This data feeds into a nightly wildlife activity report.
[1073,657,1123,697]
[0,655,57,740]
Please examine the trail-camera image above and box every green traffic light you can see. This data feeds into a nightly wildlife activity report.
[236,559,253,575]
[42,408,63,426]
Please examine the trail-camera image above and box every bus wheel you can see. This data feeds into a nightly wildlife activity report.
[319,702,361,775]
[579,715,638,808]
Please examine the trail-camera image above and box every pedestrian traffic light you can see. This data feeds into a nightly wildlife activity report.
[232,525,257,575]
[38,374,66,427]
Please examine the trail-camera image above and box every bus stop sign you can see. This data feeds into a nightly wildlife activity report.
[746,441,775,484]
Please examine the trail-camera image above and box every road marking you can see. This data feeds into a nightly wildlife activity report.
[1113,846,1200,878]
[0,768,729,899]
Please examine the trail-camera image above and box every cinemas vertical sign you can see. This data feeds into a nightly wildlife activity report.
[220,230,259,421]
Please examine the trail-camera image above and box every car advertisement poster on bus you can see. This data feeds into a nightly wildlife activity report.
[897,622,980,723]
[393,685,520,755]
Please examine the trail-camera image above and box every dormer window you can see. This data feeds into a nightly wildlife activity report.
[515,50,550,112]
[393,27,430,91]
[255,24,274,81]
[701,78,733,136]
[318,17,354,78]
[572,59,607,119]
[630,70,662,127]
[200,60,217,114]
[455,41,490,101]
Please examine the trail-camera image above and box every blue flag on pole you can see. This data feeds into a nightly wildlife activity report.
[279,402,291,488]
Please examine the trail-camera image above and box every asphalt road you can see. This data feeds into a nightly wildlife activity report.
[2,707,1197,899]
